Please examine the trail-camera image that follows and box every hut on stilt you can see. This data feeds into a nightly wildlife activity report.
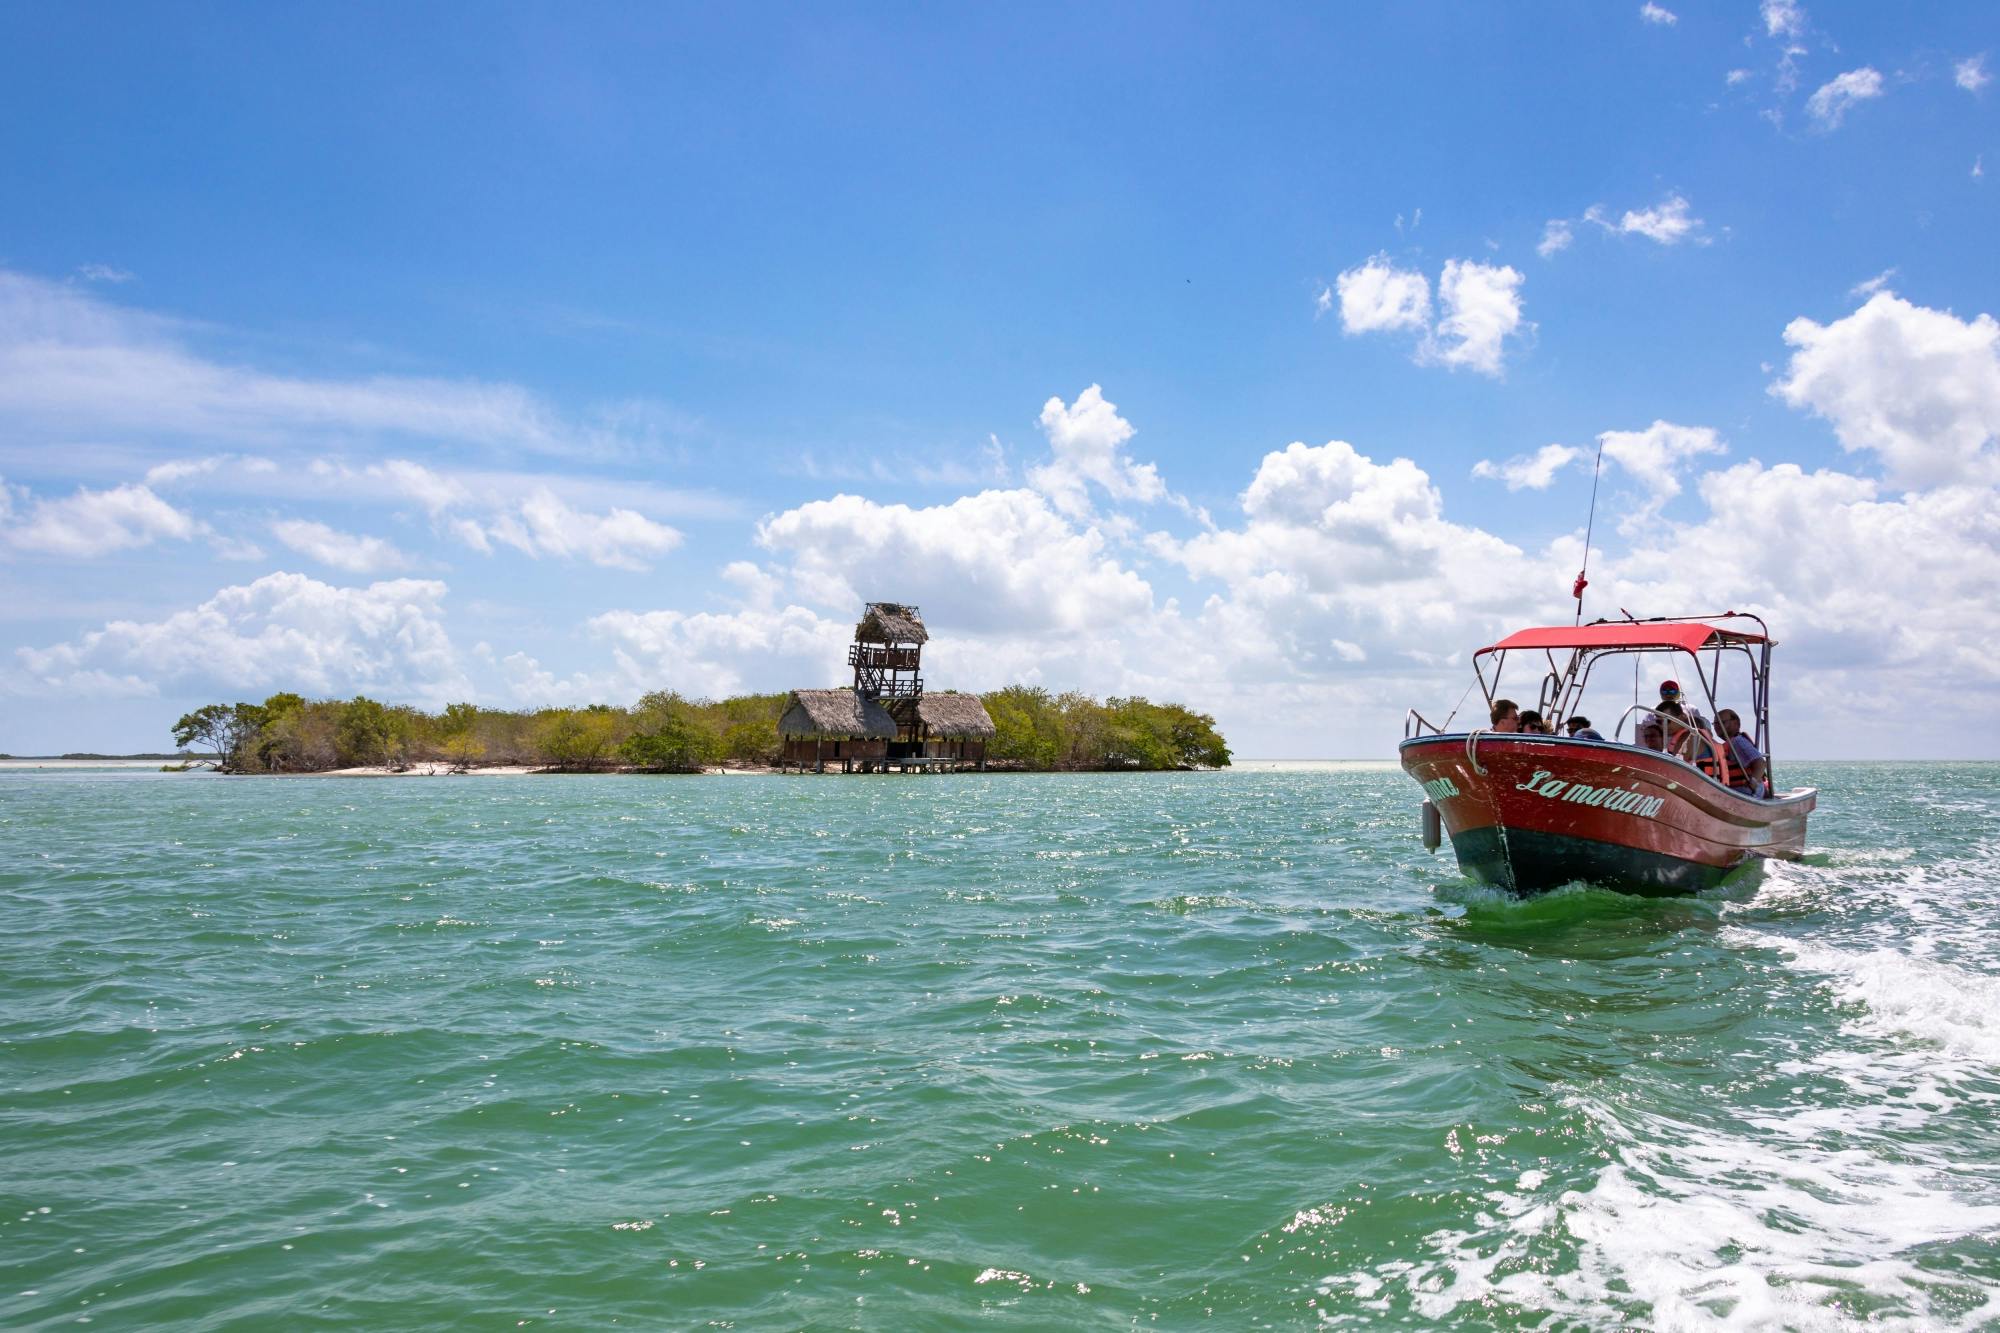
[776,688,897,773]
[777,601,996,773]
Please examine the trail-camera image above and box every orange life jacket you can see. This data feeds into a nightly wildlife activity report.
[1694,733,1740,789]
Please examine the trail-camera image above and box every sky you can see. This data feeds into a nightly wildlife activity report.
[1,2,1996,759]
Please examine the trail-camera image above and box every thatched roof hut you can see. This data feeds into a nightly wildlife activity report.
[914,692,996,738]
[854,602,928,645]
[779,688,898,740]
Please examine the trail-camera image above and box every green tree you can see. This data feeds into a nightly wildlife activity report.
[620,691,720,772]
[171,702,268,771]
[533,707,620,771]
[335,697,392,767]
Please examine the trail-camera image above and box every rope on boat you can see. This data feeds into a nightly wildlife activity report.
[1439,677,1479,732]
[1466,728,1487,776]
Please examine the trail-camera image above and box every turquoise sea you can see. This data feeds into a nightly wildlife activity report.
[3,762,1997,1329]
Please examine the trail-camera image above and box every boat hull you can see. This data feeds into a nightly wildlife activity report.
[1399,734,1815,896]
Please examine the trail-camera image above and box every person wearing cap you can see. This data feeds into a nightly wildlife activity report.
[1564,715,1604,741]
[1650,680,1709,758]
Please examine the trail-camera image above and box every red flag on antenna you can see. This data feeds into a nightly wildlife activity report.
[1572,572,1589,600]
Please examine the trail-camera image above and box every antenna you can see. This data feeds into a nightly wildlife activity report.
[1572,439,1605,625]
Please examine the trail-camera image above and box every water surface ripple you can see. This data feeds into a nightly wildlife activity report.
[2,763,1996,1328]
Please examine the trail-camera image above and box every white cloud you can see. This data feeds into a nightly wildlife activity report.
[1596,420,1727,530]
[3,482,200,557]
[270,519,411,574]
[1587,194,1704,245]
[1806,68,1884,128]
[1772,292,2000,489]
[1849,269,1897,299]
[1473,443,1583,491]
[1421,260,1526,377]
[1026,384,1168,517]
[1762,0,1805,38]
[1956,56,1991,93]
[0,268,685,460]
[76,264,135,284]
[1335,255,1432,334]
[1639,3,1677,25]
[583,604,854,702]
[1727,69,1753,87]
[1594,462,2000,744]
[1313,283,1333,318]
[1537,220,1574,259]
[471,489,684,571]
[144,454,277,487]
[757,488,1154,637]
[11,572,467,703]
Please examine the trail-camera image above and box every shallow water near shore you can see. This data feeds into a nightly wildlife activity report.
[2,762,1997,1329]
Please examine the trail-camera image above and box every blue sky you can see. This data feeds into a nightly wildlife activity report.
[2,2,1996,758]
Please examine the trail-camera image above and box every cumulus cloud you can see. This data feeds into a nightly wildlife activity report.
[11,572,466,702]
[1772,292,2000,489]
[1332,255,1526,377]
[1537,220,1574,259]
[1596,421,1727,530]
[1956,56,1991,93]
[1026,384,1168,517]
[1473,443,1584,491]
[1335,255,1432,334]
[1422,261,1527,376]
[758,488,1154,637]
[270,519,411,574]
[470,489,684,572]
[1806,68,1884,128]
[294,457,686,570]
[1639,3,1677,25]
[3,481,200,557]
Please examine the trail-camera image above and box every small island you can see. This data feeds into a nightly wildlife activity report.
[169,601,1229,776]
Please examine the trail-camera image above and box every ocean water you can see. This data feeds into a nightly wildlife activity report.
[2,762,1997,1330]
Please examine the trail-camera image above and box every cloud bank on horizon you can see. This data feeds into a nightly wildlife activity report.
[0,4,1995,758]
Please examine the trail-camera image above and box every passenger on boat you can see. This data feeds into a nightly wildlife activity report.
[1636,716,1667,751]
[1715,709,1770,797]
[1490,699,1521,732]
[1564,715,1604,740]
[1518,709,1555,735]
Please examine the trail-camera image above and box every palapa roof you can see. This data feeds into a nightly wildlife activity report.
[914,692,996,738]
[854,602,928,645]
[779,688,898,739]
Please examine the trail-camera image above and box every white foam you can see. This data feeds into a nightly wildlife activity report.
[1747,932,2000,1066]
[1317,1097,2000,1329]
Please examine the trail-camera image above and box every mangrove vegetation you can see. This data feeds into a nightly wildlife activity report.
[171,688,1230,774]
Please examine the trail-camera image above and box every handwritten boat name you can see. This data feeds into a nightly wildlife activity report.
[1515,769,1663,819]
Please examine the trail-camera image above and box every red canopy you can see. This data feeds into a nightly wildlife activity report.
[1478,622,1766,655]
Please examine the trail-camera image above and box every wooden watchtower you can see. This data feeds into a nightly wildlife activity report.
[849,603,927,700]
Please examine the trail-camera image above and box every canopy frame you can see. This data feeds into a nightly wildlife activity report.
[1467,612,1776,786]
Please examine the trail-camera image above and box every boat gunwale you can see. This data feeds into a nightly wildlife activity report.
[1397,732,1818,810]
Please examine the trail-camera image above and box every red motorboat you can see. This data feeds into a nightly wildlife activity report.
[1399,614,1816,896]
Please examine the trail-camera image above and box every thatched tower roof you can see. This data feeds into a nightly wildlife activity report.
[779,688,898,739]
[854,602,928,645]
[915,692,997,738]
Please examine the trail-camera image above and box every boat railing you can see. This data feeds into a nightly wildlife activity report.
[1405,709,1449,739]
[1608,702,1738,780]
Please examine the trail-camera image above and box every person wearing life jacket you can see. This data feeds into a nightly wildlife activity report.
[1715,708,1770,797]
[1688,711,1735,786]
